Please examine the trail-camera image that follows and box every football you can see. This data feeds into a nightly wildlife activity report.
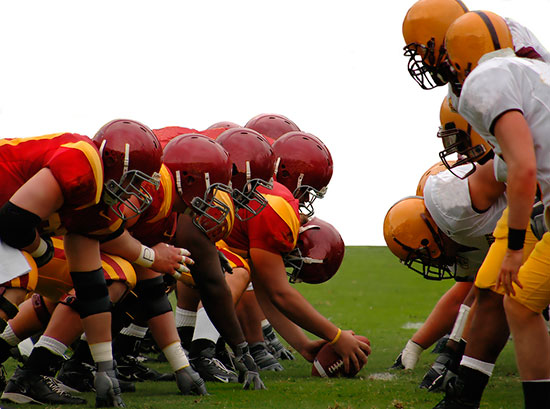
[311,335,370,378]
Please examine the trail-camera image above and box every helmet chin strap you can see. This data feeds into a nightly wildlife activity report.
[296,173,304,190]
[204,172,211,189]
[245,161,251,183]
[273,157,281,178]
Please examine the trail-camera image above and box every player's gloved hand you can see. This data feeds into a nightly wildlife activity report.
[95,361,126,408]
[390,339,424,370]
[233,342,266,390]
[218,250,233,274]
[262,323,294,360]
[31,236,54,268]
[175,365,208,395]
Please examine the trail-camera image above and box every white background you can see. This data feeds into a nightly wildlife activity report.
[0,0,548,245]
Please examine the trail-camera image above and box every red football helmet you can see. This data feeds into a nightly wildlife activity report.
[283,217,345,284]
[162,134,234,240]
[206,121,241,130]
[272,131,333,217]
[245,113,300,141]
[216,127,276,221]
[93,119,162,220]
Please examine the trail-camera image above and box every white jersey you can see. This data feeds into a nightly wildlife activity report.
[449,17,550,110]
[458,50,550,216]
[424,165,506,280]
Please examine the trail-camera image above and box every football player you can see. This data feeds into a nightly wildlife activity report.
[432,11,550,408]
[0,118,172,407]
[385,151,506,373]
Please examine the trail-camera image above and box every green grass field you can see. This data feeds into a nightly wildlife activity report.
[3,246,524,409]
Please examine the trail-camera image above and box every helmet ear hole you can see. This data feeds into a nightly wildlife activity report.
[280,170,290,178]
[184,175,195,186]
[421,238,430,246]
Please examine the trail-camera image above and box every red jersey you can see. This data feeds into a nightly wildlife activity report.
[224,181,300,256]
[0,133,103,209]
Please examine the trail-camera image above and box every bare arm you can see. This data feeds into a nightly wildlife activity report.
[250,247,370,371]
[494,111,537,295]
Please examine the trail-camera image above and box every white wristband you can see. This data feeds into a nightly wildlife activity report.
[30,238,48,258]
[134,245,155,268]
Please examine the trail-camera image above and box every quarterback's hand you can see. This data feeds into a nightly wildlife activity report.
[233,343,267,390]
[175,366,208,395]
[331,330,371,373]
[496,249,524,296]
[151,243,194,277]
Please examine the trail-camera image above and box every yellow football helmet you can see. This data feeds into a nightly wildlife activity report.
[445,10,513,85]
[438,96,493,178]
[416,161,452,196]
[402,0,468,89]
[383,196,455,280]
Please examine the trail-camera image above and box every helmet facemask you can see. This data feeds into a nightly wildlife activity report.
[403,39,451,90]
[190,182,233,239]
[283,240,324,284]
[438,122,492,179]
[231,161,273,222]
[103,169,160,220]
[293,182,328,218]
[393,213,456,280]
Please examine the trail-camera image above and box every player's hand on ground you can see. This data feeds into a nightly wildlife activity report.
[496,249,523,296]
[175,366,208,395]
[331,330,370,373]
[151,243,194,278]
[233,343,267,390]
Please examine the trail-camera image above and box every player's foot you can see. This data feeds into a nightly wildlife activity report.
[250,342,284,371]
[58,358,136,393]
[419,350,458,391]
[190,346,238,383]
[116,354,174,382]
[2,368,86,405]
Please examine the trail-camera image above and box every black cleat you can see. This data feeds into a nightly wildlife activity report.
[190,347,238,383]
[1,368,86,405]
[390,353,405,370]
[116,354,174,382]
[58,358,136,393]
[420,349,460,392]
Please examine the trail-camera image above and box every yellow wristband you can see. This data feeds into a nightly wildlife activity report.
[329,328,342,345]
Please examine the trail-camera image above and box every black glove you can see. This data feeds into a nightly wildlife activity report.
[233,342,266,390]
[175,366,208,395]
[218,250,233,274]
[33,236,54,268]
[530,200,547,241]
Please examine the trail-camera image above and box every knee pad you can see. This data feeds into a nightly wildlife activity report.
[0,202,42,249]
[70,268,111,318]
[31,293,52,328]
[133,276,172,321]
[0,287,19,320]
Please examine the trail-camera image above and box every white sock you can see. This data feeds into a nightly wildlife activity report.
[192,308,219,343]
[175,307,197,328]
[460,355,494,377]
[34,335,68,356]
[0,323,21,346]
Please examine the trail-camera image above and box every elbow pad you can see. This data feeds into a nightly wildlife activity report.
[0,202,42,249]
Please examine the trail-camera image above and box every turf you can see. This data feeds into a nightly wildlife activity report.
[2,246,524,408]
